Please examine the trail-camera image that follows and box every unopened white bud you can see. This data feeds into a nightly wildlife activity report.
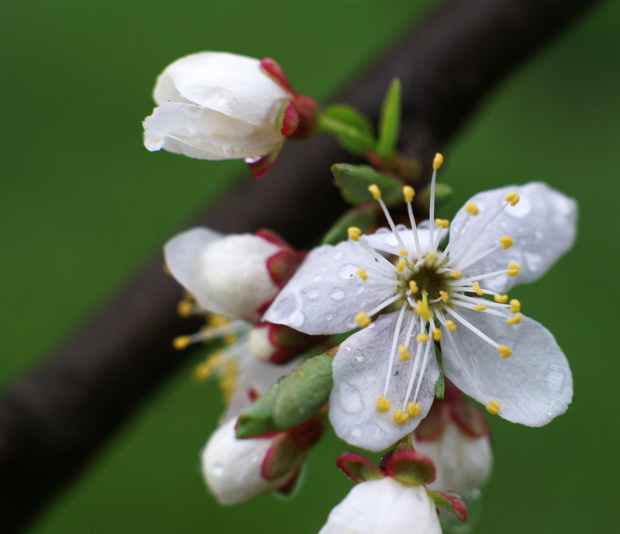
[143,52,292,161]
[413,421,492,495]
[201,418,291,505]
[319,478,441,534]
[248,326,275,361]
[165,227,282,320]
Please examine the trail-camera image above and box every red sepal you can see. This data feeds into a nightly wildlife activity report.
[261,433,304,480]
[336,452,384,484]
[246,147,281,178]
[266,249,303,287]
[280,102,299,137]
[381,450,436,486]
[426,489,468,522]
[289,94,318,139]
[413,401,448,442]
[259,57,293,93]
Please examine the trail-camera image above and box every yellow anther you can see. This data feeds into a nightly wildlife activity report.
[393,409,410,424]
[348,226,362,241]
[486,399,500,415]
[510,195,520,206]
[398,346,411,361]
[426,253,435,261]
[176,299,193,318]
[368,183,382,200]
[465,202,479,216]
[509,299,521,313]
[506,313,522,325]
[173,336,191,351]
[409,280,419,294]
[432,328,442,341]
[407,403,421,417]
[208,314,229,327]
[445,320,457,332]
[415,301,431,321]
[504,191,519,206]
[396,258,407,273]
[193,362,210,381]
[433,153,444,169]
[494,294,509,304]
[498,345,513,358]
[473,304,487,312]
[403,185,415,203]
[435,218,450,229]
[399,249,409,257]
[507,262,520,277]
[377,397,391,412]
[416,333,430,343]
[450,271,462,279]
[356,268,368,281]
[439,290,449,302]
[355,311,371,328]
[472,282,483,296]
[499,235,514,249]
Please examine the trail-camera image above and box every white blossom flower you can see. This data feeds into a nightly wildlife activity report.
[201,418,296,505]
[143,52,297,165]
[265,155,576,452]
[319,477,442,534]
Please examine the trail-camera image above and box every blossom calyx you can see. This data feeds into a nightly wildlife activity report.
[164,227,302,322]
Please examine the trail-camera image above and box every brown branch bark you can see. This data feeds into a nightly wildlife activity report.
[0,0,602,530]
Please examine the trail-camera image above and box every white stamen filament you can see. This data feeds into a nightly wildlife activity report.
[406,201,423,258]
[444,307,501,349]
[382,304,408,397]
[401,317,427,408]
[376,197,409,256]
[366,293,403,318]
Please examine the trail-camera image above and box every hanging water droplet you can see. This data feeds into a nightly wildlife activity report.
[244,156,262,164]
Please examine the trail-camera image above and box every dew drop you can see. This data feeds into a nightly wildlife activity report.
[331,289,344,300]
[524,251,544,272]
[338,264,358,279]
[545,364,565,393]
[333,251,343,260]
[351,427,363,439]
[210,463,224,476]
[289,310,305,328]
[506,196,531,218]
[338,384,363,414]
[307,289,319,300]
[354,350,364,362]
[326,314,333,321]
[312,275,323,283]
[344,345,352,352]
[244,156,262,164]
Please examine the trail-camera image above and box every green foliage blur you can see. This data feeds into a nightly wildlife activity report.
[1,1,619,532]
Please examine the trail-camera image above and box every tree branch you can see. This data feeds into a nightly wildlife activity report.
[0,0,601,530]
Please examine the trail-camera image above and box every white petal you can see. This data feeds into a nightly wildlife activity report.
[363,224,441,257]
[319,478,441,534]
[329,313,439,452]
[143,102,284,160]
[264,241,396,335]
[153,52,292,124]
[164,228,280,319]
[442,309,572,426]
[413,421,492,494]
[449,182,577,293]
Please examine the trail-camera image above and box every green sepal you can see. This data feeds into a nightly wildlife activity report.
[332,163,403,206]
[320,105,375,155]
[236,384,279,439]
[336,452,384,484]
[321,204,378,245]
[261,434,304,480]
[376,78,401,160]
[383,450,436,487]
[434,349,445,400]
[272,354,333,431]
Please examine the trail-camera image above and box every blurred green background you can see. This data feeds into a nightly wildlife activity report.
[1,0,619,532]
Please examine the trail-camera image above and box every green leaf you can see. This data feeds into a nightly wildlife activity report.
[235,383,279,438]
[376,78,401,160]
[316,106,375,155]
[332,163,403,206]
[321,205,378,245]
[271,354,333,431]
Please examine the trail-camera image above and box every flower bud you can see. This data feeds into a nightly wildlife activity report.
[143,52,294,163]
[413,421,492,496]
[201,418,295,505]
[164,227,301,321]
[319,478,441,534]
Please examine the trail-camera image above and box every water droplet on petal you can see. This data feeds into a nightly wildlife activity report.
[211,463,224,476]
[312,275,322,283]
[338,384,363,414]
[326,314,333,321]
[351,427,363,439]
[244,156,262,164]
[331,289,344,300]
[333,251,343,260]
[354,350,364,362]
[338,264,358,279]
[289,310,305,328]
[344,345,352,352]
[306,289,319,300]
[506,196,531,218]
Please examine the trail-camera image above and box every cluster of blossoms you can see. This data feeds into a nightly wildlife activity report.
[144,52,577,532]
